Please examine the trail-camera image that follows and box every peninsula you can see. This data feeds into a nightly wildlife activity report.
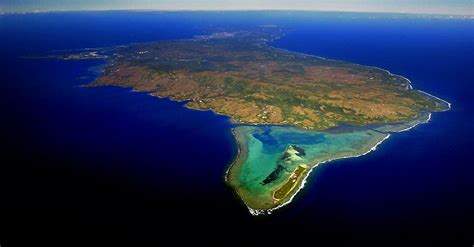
[89,27,449,214]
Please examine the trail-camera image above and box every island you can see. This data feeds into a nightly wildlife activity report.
[86,27,450,214]
[27,51,108,60]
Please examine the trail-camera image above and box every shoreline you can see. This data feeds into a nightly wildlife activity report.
[227,103,438,215]
[86,28,451,120]
[269,39,452,112]
[235,131,392,216]
[87,54,449,216]
[62,27,452,116]
[396,112,431,133]
[81,29,451,216]
[224,127,264,214]
[224,128,242,182]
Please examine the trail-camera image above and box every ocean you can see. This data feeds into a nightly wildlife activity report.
[1,11,472,245]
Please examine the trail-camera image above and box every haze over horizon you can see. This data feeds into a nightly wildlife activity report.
[1,0,473,16]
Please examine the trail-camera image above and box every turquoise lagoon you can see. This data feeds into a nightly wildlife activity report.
[226,112,435,214]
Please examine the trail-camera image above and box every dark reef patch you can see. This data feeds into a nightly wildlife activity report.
[261,164,286,185]
[292,145,306,156]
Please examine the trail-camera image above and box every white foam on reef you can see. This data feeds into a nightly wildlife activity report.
[242,47,453,216]
[396,112,432,133]
[247,133,392,216]
[275,46,452,115]
[273,46,452,109]
[248,104,441,215]
[247,99,447,216]
[243,98,447,216]
[418,90,452,111]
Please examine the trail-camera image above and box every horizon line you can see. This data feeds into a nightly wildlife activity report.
[1,8,473,17]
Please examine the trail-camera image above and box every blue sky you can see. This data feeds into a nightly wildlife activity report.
[1,0,472,15]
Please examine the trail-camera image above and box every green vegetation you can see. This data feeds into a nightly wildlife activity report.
[92,28,448,131]
[86,28,450,213]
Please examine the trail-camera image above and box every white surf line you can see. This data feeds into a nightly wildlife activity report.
[277,45,454,107]
[248,133,392,216]
[395,112,432,133]
[273,46,416,86]
[417,90,452,111]
[271,45,453,108]
[247,43,452,215]
[371,112,432,134]
[249,105,438,215]
[90,31,450,215]
[249,103,440,215]
[224,129,241,181]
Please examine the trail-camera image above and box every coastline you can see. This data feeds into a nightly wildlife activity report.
[226,102,440,215]
[85,52,450,216]
[86,28,451,126]
[81,29,451,216]
[251,133,392,216]
[269,40,452,112]
[224,128,240,181]
[229,128,391,216]
[74,26,451,117]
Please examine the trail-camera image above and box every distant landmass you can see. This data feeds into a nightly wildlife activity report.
[76,27,449,214]
[93,28,446,129]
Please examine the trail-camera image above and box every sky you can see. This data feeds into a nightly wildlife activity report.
[1,0,473,15]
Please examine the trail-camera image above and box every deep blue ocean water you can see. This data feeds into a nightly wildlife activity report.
[1,11,473,244]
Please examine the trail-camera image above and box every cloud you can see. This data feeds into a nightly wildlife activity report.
[1,0,473,15]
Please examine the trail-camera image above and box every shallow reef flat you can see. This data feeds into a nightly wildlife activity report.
[226,125,390,214]
[80,26,451,215]
[225,105,449,215]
